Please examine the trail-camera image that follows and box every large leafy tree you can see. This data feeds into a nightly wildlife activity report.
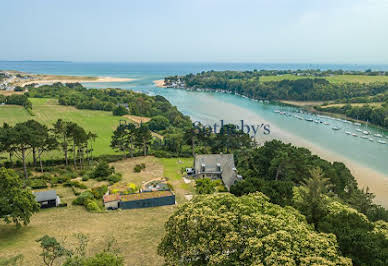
[0,167,40,228]
[158,193,351,265]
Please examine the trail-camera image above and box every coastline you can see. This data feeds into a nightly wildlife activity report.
[19,76,135,87]
[269,123,388,208]
[153,79,165,87]
[188,89,388,208]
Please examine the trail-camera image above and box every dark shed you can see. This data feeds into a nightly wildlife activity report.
[34,190,59,208]
[119,191,175,210]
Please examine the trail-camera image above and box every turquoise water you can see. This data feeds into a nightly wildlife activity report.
[1,61,387,175]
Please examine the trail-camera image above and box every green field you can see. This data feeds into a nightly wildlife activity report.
[0,98,129,157]
[260,74,388,84]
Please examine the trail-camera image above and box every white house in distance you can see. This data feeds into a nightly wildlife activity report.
[189,154,242,190]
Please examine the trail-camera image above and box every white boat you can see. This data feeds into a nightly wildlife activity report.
[332,127,341,131]
[374,134,383,138]
[305,118,313,122]
[356,129,362,132]
[314,120,319,123]
[354,122,361,126]
[369,138,374,142]
[274,110,280,113]
[361,136,368,139]
[377,140,387,144]
[324,122,329,125]
[363,131,369,135]
[352,133,357,137]
[345,131,351,135]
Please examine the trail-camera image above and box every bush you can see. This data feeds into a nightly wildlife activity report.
[91,185,108,199]
[134,165,142,173]
[85,200,102,212]
[108,173,122,184]
[64,180,87,189]
[134,163,145,173]
[72,191,94,206]
[112,106,129,116]
[29,178,48,189]
[91,161,114,179]
[82,175,89,181]
[127,183,138,193]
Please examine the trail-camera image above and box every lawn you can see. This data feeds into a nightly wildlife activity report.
[0,98,130,157]
[0,156,195,266]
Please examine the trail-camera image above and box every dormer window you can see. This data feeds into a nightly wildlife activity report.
[216,163,221,172]
[201,163,206,172]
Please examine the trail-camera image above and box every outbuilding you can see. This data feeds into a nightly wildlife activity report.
[34,190,60,208]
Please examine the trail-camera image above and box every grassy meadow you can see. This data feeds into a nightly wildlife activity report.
[0,157,195,266]
[0,98,130,157]
[260,74,388,84]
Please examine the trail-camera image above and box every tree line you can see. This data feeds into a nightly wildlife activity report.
[25,82,191,129]
[167,70,388,101]
[0,119,96,178]
[317,102,388,128]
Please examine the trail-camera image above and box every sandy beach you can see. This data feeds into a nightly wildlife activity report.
[153,79,166,87]
[19,76,134,87]
[270,124,388,208]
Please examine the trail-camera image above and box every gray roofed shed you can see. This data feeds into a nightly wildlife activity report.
[34,190,57,202]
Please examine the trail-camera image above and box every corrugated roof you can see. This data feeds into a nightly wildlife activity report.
[34,190,57,202]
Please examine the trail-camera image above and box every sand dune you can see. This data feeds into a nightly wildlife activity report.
[19,76,134,87]
[153,79,165,87]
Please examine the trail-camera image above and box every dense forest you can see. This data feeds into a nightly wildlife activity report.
[229,140,388,265]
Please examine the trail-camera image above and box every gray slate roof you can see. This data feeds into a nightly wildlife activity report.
[34,190,57,202]
[194,154,238,190]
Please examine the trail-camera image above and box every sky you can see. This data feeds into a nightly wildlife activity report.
[0,0,387,63]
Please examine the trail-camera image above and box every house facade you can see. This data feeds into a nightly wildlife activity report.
[193,154,242,190]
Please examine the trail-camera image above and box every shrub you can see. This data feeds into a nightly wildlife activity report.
[85,200,102,212]
[112,105,129,116]
[108,173,122,184]
[91,161,114,179]
[82,175,89,181]
[72,191,94,206]
[134,165,142,173]
[65,181,88,189]
[127,183,138,193]
[30,178,48,189]
[133,163,145,173]
[91,185,108,199]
